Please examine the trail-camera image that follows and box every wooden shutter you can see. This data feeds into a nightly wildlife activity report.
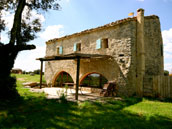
[96,39,101,49]
[59,46,63,54]
[73,43,77,52]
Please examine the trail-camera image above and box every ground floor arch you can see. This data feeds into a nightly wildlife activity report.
[53,71,74,87]
[80,72,108,89]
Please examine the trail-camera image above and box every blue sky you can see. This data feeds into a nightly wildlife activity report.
[1,0,172,72]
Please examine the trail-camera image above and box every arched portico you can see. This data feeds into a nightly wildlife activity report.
[38,53,121,100]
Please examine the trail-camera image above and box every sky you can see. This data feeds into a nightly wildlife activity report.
[1,0,172,72]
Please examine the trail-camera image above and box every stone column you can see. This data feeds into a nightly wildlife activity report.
[136,8,145,97]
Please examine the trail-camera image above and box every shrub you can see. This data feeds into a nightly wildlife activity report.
[164,70,169,76]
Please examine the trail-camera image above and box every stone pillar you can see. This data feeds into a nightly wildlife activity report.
[136,8,145,97]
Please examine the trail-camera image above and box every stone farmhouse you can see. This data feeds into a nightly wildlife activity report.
[43,9,164,97]
[11,68,22,74]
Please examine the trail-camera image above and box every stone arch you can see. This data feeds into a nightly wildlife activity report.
[80,72,108,83]
[52,70,74,87]
[80,72,108,88]
[79,59,120,83]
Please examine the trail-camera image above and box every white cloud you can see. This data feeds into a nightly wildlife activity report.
[39,25,64,41]
[162,28,172,71]
[14,46,46,72]
[1,11,14,30]
[1,7,45,30]
[22,6,45,24]
[162,28,172,54]
[164,52,172,59]
[162,28,172,45]
[164,63,172,73]
[13,24,65,71]
[1,33,8,43]
[164,44,172,54]
[1,7,63,72]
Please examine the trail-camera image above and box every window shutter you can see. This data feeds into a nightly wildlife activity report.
[96,39,101,49]
[59,46,63,54]
[73,43,77,52]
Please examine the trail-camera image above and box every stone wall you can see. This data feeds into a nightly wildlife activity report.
[45,20,137,96]
[143,16,164,96]
[144,16,164,76]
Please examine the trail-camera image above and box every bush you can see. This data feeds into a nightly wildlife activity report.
[164,70,169,76]
[22,71,26,74]
[33,69,40,74]
[59,93,67,103]
[33,69,44,75]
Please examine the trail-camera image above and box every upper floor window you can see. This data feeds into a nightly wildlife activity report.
[73,43,81,52]
[57,46,63,55]
[96,38,109,49]
[102,38,108,48]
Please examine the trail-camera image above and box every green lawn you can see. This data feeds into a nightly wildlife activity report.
[12,73,45,83]
[0,74,172,129]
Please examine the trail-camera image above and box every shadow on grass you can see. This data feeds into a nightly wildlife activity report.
[0,96,172,129]
[144,96,172,103]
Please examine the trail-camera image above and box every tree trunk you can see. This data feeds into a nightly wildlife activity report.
[0,44,19,99]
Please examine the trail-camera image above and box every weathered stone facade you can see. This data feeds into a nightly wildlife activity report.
[44,9,164,96]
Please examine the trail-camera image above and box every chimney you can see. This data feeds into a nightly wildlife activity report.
[136,8,145,97]
[137,8,145,75]
[137,8,144,23]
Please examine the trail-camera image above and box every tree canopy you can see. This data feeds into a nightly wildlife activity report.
[0,0,61,99]
[0,0,60,47]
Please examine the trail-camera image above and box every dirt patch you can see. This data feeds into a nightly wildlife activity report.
[17,78,25,81]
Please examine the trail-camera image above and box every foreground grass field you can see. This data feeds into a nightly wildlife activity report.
[0,74,172,129]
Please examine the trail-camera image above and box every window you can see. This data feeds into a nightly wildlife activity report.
[119,54,124,57]
[102,38,108,48]
[57,46,63,55]
[57,47,59,55]
[73,43,81,52]
[96,38,108,49]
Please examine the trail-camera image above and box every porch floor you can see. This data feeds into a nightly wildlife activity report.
[29,87,104,102]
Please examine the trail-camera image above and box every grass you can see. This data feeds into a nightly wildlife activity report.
[12,73,45,83]
[0,74,172,129]
[11,74,46,98]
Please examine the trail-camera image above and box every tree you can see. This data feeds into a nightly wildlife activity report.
[164,70,169,76]
[0,0,60,99]
[33,69,43,74]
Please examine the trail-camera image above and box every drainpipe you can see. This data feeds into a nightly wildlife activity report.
[136,8,145,97]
